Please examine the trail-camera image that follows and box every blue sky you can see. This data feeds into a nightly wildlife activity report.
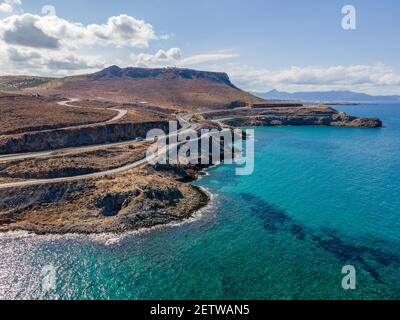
[1,0,400,94]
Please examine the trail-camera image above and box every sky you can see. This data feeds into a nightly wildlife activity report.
[0,0,399,94]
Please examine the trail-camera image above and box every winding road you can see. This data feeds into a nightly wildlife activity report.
[58,98,128,123]
[0,100,323,190]
[0,99,132,162]
[0,100,202,163]
[0,100,202,190]
[0,147,161,190]
[0,98,244,190]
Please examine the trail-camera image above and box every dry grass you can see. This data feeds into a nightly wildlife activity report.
[67,99,173,123]
[0,166,208,234]
[0,141,152,180]
[0,94,117,135]
[34,77,264,111]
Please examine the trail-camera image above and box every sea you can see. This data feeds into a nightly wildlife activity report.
[0,103,399,300]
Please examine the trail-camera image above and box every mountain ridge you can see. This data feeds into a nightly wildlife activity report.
[10,65,264,110]
[88,65,237,88]
[253,89,400,102]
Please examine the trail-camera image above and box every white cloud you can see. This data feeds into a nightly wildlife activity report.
[46,54,104,71]
[130,48,238,68]
[130,48,182,67]
[0,11,162,75]
[212,63,400,94]
[87,15,157,48]
[1,4,398,95]
[179,53,239,67]
[1,14,61,48]
[7,46,41,62]
[0,13,158,49]
[0,0,21,14]
[2,45,104,76]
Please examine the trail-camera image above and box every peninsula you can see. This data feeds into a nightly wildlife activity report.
[0,66,382,234]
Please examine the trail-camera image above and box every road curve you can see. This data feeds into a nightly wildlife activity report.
[0,101,207,189]
[0,104,331,190]
[0,125,199,190]
[0,151,152,190]
[0,109,192,163]
[58,98,127,123]
[0,138,149,162]
[0,99,131,162]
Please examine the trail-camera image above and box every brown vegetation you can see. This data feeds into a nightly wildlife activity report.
[29,66,265,110]
[0,94,116,135]
[0,66,383,235]
[0,165,209,234]
[0,141,151,180]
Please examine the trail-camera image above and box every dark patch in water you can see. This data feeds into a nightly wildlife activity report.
[239,193,400,283]
[240,193,290,233]
[290,225,306,241]
[311,229,400,283]
[310,232,383,282]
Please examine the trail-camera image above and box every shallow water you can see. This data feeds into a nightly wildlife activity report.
[0,103,399,300]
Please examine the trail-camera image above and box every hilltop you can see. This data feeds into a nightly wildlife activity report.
[88,65,237,86]
[6,66,265,110]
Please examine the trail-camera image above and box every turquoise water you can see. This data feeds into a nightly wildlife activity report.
[1,103,399,300]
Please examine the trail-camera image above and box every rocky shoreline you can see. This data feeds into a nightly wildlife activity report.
[220,113,382,128]
[201,106,383,128]
[0,164,211,235]
[0,105,383,235]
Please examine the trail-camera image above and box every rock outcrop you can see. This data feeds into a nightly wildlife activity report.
[203,107,383,128]
[88,65,237,88]
[220,113,382,128]
[0,166,209,234]
[0,121,169,154]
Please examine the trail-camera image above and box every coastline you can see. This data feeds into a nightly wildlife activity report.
[0,107,383,236]
[0,159,219,238]
[0,185,218,244]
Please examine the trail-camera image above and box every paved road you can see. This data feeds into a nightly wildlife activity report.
[0,108,201,189]
[0,112,194,163]
[0,148,157,190]
[0,99,133,162]
[211,115,256,122]
[0,128,202,190]
[0,104,317,190]
[0,138,151,162]
[0,107,252,163]
[58,98,127,123]
[0,102,237,190]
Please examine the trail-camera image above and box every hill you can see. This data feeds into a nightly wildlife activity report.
[23,66,265,110]
[253,89,400,102]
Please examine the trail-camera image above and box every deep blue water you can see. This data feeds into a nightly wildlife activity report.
[0,103,399,299]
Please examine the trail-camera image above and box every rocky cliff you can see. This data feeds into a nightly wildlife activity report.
[202,106,382,128]
[0,121,170,154]
[220,112,382,128]
[0,167,210,234]
[88,65,237,88]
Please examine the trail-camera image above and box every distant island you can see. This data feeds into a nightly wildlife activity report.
[253,89,400,103]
